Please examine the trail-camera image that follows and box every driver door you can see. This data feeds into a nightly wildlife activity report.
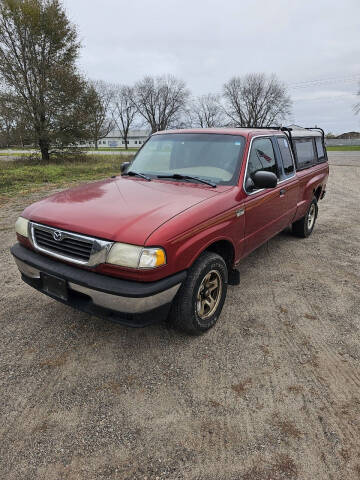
[243,136,289,257]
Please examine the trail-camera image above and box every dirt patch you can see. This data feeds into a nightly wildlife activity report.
[231,378,252,396]
[272,415,302,439]
[242,454,298,480]
[288,385,304,395]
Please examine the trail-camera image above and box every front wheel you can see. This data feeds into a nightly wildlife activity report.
[292,197,318,238]
[168,251,228,335]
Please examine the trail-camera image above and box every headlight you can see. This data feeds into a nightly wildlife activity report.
[139,247,166,268]
[106,243,166,269]
[15,217,29,238]
[106,243,143,268]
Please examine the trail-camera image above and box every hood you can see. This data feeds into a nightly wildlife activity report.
[23,176,227,245]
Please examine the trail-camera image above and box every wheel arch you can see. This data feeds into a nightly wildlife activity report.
[202,239,235,272]
[313,185,322,201]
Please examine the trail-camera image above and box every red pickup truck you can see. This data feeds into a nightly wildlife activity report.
[11,127,329,334]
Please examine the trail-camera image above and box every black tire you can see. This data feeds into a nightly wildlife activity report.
[292,197,318,238]
[168,251,228,335]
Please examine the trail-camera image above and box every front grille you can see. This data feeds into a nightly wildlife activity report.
[33,226,93,262]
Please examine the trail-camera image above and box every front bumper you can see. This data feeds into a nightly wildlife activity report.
[11,243,186,327]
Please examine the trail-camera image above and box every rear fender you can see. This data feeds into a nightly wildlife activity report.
[294,168,328,221]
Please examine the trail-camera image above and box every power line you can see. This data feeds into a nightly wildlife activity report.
[288,75,359,89]
[293,93,357,103]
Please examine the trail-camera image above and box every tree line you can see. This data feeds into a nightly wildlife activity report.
[0,0,292,160]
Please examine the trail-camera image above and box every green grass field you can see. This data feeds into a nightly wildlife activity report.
[79,147,139,152]
[326,145,360,151]
[0,152,34,157]
[0,154,133,202]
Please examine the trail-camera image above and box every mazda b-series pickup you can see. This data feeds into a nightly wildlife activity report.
[11,126,329,334]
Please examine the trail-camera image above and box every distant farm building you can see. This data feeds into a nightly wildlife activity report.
[81,129,150,148]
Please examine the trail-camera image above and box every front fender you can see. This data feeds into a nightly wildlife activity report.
[169,208,243,271]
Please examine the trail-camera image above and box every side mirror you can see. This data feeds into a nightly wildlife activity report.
[120,162,130,174]
[252,171,277,189]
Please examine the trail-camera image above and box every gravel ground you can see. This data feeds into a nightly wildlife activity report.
[0,152,359,480]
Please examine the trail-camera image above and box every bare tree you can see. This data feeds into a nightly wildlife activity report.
[325,132,336,139]
[132,75,190,133]
[223,73,291,127]
[354,82,360,115]
[0,89,18,147]
[189,93,225,128]
[87,80,115,150]
[112,85,137,150]
[12,117,33,147]
[0,86,35,147]
[0,0,91,160]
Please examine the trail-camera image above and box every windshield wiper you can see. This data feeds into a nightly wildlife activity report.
[157,173,216,188]
[124,170,151,181]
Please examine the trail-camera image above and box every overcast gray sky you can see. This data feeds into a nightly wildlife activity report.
[63,0,360,134]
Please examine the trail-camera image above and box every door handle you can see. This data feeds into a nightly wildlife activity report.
[280,188,286,196]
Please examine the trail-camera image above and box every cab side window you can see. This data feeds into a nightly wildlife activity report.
[277,136,295,178]
[246,138,278,185]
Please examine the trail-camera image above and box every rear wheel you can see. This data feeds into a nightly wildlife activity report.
[292,197,318,238]
[168,251,228,335]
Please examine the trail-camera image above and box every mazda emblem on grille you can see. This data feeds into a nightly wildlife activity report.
[53,230,63,242]
[31,222,111,266]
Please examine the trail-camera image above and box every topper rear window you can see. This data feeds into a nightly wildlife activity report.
[315,136,326,162]
[293,138,316,169]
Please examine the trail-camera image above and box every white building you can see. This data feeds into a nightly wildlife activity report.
[82,129,151,148]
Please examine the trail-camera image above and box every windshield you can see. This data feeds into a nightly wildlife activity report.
[128,133,246,186]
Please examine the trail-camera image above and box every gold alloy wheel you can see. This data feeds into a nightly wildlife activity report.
[196,270,222,320]
[308,203,316,230]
